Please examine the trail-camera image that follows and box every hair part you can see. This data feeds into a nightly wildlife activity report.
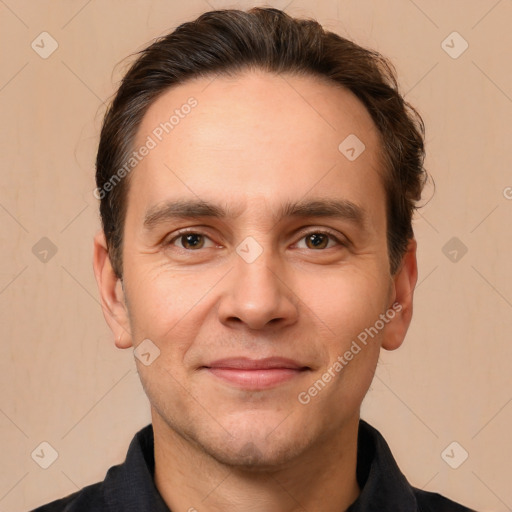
[96,7,427,279]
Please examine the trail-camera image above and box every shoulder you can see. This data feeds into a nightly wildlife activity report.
[29,482,105,512]
[29,423,158,512]
[356,420,477,512]
[413,487,477,512]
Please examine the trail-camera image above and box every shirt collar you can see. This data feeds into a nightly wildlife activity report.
[101,424,169,511]
[347,419,418,511]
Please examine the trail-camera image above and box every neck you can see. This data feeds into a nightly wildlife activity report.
[153,412,361,512]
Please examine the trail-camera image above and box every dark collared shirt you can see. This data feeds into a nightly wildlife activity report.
[31,420,476,511]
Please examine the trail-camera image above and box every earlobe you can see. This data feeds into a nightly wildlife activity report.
[92,230,133,349]
[381,238,418,351]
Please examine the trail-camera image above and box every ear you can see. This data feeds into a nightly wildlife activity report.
[92,230,133,349]
[381,238,418,351]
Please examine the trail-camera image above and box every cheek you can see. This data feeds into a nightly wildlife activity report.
[123,265,217,340]
[299,264,390,338]
[295,263,390,403]
[124,277,174,340]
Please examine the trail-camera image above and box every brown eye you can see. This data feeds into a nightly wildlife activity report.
[181,233,204,249]
[305,233,330,249]
[170,232,212,250]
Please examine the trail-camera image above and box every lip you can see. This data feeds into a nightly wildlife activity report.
[202,357,310,390]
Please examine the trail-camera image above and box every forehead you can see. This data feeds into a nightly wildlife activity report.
[129,69,386,223]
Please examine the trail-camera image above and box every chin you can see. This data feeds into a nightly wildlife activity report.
[194,417,316,471]
[204,437,306,471]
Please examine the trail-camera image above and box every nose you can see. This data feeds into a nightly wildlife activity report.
[216,249,299,331]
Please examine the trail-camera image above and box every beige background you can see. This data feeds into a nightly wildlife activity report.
[1,0,511,511]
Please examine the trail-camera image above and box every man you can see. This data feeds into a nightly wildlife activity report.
[32,7,476,512]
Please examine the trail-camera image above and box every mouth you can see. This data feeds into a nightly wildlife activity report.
[202,357,311,390]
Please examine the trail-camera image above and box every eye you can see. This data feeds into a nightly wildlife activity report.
[169,231,216,250]
[166,229,346,252]
[296,230,345,250]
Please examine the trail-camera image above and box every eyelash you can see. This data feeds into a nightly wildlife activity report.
[166,228,347,250]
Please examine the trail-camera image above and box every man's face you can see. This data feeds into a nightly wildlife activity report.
[110,70,411,467]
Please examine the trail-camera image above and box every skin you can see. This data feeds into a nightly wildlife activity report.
[93,69,417,512]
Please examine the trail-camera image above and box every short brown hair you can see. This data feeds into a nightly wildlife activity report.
[96,7,426,278]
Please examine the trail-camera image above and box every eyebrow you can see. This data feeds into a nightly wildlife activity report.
[143,197,367,231]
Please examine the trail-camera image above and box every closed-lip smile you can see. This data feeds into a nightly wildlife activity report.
[202,357,310,390]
